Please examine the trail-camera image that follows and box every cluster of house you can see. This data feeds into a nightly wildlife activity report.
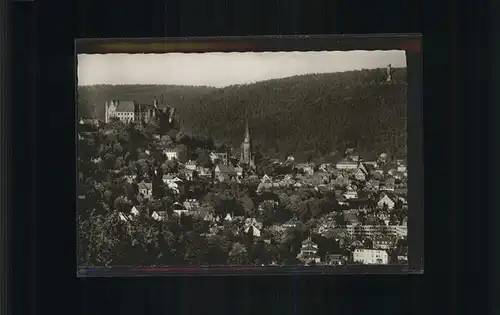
[108,148,408,265]
[294,237,396,266]
[80,112,409,265]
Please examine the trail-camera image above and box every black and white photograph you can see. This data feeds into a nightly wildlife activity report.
[77,49,410,270]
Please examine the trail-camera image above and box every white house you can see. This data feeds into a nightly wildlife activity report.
[261,174,272,183]
[296,237,321,264]
[353,249,390,264]
[336,160,358,170]
[392,225,408,237]
[185,160,197,171]
[244,218,263,236]
[162,175,183,185]
[183,199,199,211]
[174,209,190,216]
[151,211,168,221]
[373,237,393,250]
[326,254,347,266]
[138,181,153,199]
[244,225,261,237]
[353,168,367,181]
[118,212,129,222]
[224,213,233,221]
[163,148,178,161]
[378,194,396,209]
[209,152,228,164]
[282,218,299,229]
[319,163,332,172]
[130,206,140,216]
[343,186,358,199]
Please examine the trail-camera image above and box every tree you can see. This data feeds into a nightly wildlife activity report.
[195,149,212,168]
[192,216,208,234]
[363,238,374,249]
[394,198,404,210]
[307,198,324,218]
[124,215,161,265]
[241,196,255,216]
[389,213,399,225]
[227,242,250,265]
[357,212,367,225]
[168,129,180,142]
[106,117,126,132]
[286,195,301,214]
[206,235,230,264]
[145,120,160,136]
[244,226,255,248]
[299,203,312,222]
[78,210,128,267]
[183,232,206,265]
[176,144,188,163]
[113,196,131,213]
[334,213,347,227]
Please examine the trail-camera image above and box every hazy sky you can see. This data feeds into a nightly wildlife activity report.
[77,50,406,87]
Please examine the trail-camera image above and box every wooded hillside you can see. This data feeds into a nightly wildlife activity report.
[78,67,408,161]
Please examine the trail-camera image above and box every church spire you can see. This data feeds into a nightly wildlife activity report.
[245,120,250,142]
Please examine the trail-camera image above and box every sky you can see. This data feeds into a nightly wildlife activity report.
[77,50,407,87]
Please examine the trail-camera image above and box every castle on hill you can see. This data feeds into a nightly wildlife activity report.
[104,98,177,125]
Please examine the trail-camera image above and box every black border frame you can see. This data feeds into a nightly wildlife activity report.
[75,34,423,277]
[0,0,11,311]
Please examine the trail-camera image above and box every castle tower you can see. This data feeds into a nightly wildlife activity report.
[104,101,108,122]
[104,100,118,123]
[386,64,392,82]
[240,120,255,168]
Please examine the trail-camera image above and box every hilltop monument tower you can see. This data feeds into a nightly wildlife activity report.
[240,120,255,168]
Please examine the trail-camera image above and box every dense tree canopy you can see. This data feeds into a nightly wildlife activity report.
[79,68,407,162]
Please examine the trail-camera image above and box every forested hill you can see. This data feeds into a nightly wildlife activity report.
[78,67,408,161]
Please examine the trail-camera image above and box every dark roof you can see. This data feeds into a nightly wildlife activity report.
[344,212,359,223]
[215,164,236,174]
[302,238,317,246]
[337,160,358,165]
[115,101,136,112]
[138,181,152,189]
[362,163,375,171]
[379,192,398,200]
[301,245,318,252]
[317,185,330,192]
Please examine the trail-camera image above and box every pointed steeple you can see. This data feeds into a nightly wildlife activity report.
[244,120,250,142]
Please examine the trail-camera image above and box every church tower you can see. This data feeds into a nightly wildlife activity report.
[240,120,255,168]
